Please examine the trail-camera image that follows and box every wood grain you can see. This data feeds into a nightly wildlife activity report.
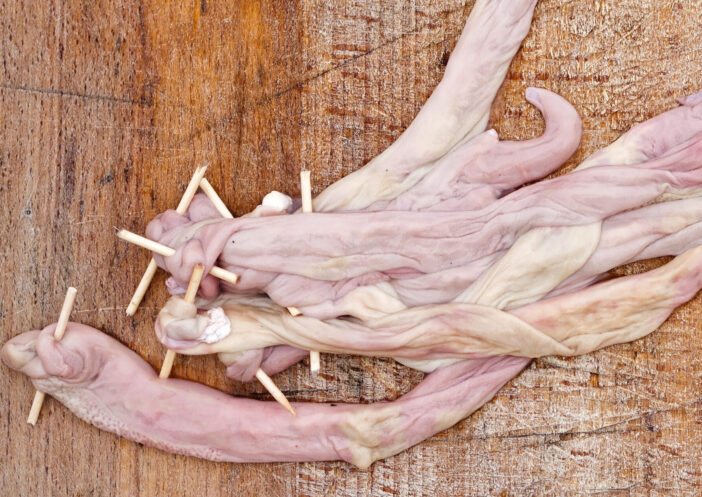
[1,0,701,495]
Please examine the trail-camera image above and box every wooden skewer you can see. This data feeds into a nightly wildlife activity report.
[255,369,296,416]
[199,178,234,219]
[126,260,159,316]
[195,179,296,416]
[27,287,78,425]
[117,230,239,285]
[126,165,210,316]
[285,171,313,319]
[159,264,205,379]
[297,171,321,374]
[300,170,313,213]
[286,306,302,317]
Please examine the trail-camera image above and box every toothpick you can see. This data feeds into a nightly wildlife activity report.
[27,287,78,425]
[199,178,234,219]
[300,170,313,213]
[255,369,296,416]
[286,306,302,317]
[195,179,296,415]
[126,260,159,316]
[285,171,310,319]
[159,264,205,379]
[117,230,239,285]
[126,166,209,315]
[296,170,321,374]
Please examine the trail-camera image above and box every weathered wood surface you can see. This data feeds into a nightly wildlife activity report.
[1,0,701,495]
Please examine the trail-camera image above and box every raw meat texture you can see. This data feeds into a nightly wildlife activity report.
[219,345,310,383]
[549,197,702,297]
[4,0,701,470]
[312,0,539,212]
[304,94,702,315]
[138,0,702,402]
[0,323,527,468]
[156,245,702,361]
[680,90,702,106]
[147,135,702,317]
[144,86,587,307]
[142,89,702,377]
[577,88,702,170]
[156,90,702,377]
[380,88,583,212]
[137,0,551,389]
[144,76,589,308]
[457,198,702,308]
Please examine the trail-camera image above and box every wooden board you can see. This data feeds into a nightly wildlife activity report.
[1,0,701,495]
